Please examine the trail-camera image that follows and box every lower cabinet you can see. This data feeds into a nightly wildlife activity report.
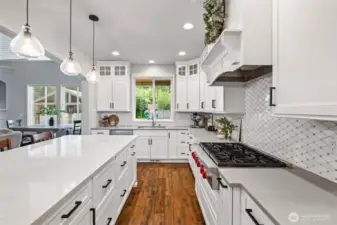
[134,131,169,160]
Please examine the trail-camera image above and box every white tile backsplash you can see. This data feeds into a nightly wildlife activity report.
[243,74,337,183]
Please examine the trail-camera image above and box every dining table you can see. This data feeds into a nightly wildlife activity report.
[10,124,73,137]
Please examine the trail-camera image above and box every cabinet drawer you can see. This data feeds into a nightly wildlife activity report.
[178,146,189,158]
[48,182,92,225]
[91,130,110,135]
[93,160,115,211]
[115,148,128,180]
[96,189,117,225]
[241,190,276,225]
[115,174,129,215]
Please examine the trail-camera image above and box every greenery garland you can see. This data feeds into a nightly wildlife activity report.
[203,0,226,45]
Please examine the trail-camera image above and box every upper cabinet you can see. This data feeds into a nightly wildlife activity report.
[272,0,337,121]
[96,61,131,112]
[176,59,200,112]
[200,0,272,85]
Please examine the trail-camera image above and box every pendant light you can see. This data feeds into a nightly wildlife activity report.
[60,0,82,76]
[10,0,45,59]
[86,15,100,83]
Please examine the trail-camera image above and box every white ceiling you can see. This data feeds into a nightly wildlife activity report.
[1,0,205,64]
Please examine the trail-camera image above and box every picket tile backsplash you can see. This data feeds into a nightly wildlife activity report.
[243,74,337,183]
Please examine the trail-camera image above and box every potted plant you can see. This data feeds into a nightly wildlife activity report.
[38,106,64,126]
[216,117,237,140]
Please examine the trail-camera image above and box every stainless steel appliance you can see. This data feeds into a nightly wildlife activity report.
[190,113,204,128]
[109,129,134,135]
[192,142,287,190]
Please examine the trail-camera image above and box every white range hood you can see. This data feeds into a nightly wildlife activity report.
[200,0,273,86]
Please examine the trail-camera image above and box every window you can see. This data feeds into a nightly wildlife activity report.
[178,66,186,76]
[60,86,82,124]
[135,78,172,120]
[27,86,57,125]
[189,64,198,75]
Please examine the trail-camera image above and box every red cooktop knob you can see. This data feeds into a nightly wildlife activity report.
[196,161,201,167]
[202,171,207,179]
[192,152,196,157]
[200,167,205,173]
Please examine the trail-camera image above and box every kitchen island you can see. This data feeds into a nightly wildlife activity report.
[0,135,137,225]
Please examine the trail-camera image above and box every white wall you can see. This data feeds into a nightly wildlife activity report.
[96,64,191,127]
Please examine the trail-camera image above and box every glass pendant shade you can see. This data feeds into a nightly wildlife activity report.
[10,25,45,59]
[86,66,100,83]
[60,53,82,76]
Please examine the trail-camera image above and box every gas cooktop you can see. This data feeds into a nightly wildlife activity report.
[199,142,287,167]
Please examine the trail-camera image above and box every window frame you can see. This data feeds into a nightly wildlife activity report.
[60,85,81,125]
[132,76,174,122]
[27,85,57,125]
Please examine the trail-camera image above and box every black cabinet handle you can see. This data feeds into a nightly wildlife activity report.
[61,201,82,219]
[217,178,228,189]
[131,145,135,148]
[177,103,179,109]
[269,87,276,106]
[245,209,262,225]
[201,102,204,109]
[90,208,96,225]
[121,161,127,167]
[120,189,127,197]
[102,179,112,189]
[181,141,185,144]
[107,218,112,225]
[212,99,216,109]
[131,152,136,156]
[181,132,185,134]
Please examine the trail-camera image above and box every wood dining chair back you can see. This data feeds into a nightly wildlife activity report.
[0,139,12,152]
[31,131,54,144]
[6,119,22,129]
[73,120,82,135]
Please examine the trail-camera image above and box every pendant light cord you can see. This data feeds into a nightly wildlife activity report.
[26,0,29,26]
[69,0,73,54]
[92,21,95,66]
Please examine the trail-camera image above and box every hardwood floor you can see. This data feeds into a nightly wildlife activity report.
[116,163,205,225]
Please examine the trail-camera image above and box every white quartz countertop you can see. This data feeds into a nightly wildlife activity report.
[0,135,137,225]
[219,168,337,225]
[188,128,234,143]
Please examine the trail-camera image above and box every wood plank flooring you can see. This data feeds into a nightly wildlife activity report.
[116,163,205,225]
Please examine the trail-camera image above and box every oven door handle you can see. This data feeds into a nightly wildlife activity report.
[217,178,228,189]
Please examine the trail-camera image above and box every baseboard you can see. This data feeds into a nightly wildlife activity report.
[137,159,189,163]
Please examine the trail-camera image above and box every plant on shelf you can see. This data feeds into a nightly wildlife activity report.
[203,0,226,45]
[216,117,237,139]
[38,106,64,126]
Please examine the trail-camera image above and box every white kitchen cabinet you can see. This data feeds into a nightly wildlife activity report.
[168,131,178,159]
[135,136,151,159]
[272,0,337,121]
[150,136,168,159]
[240,189,276,225]
[96,61,130,112]
[176,59,200,112]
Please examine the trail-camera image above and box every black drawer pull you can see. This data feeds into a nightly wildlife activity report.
[102,179,112,189]
[181,153,186,155]
[131,152,136,156]
[181,141,185,144]
[181,132,185,134]
[121,161,127,167]
[131,145,135,148]
[269,87,276,106]
[107,218,113,225]
[120,189,127,197]
[61,201,82,219]
[217,178,228,189]
[245,209,262,225]
[90,208,96,225]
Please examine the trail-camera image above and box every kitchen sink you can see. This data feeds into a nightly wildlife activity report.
[137,126,166,129]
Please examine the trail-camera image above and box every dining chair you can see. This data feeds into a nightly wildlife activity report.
[73,120,82,135]
[0,138,12,152]
[30,131,54,144]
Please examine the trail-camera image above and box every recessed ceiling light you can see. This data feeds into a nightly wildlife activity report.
[148,60,155,64]
[112,51,120,56]
[178,51,186,56]
[183,23,194,30]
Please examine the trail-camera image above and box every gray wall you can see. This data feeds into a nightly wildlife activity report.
[0,61,81,124]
